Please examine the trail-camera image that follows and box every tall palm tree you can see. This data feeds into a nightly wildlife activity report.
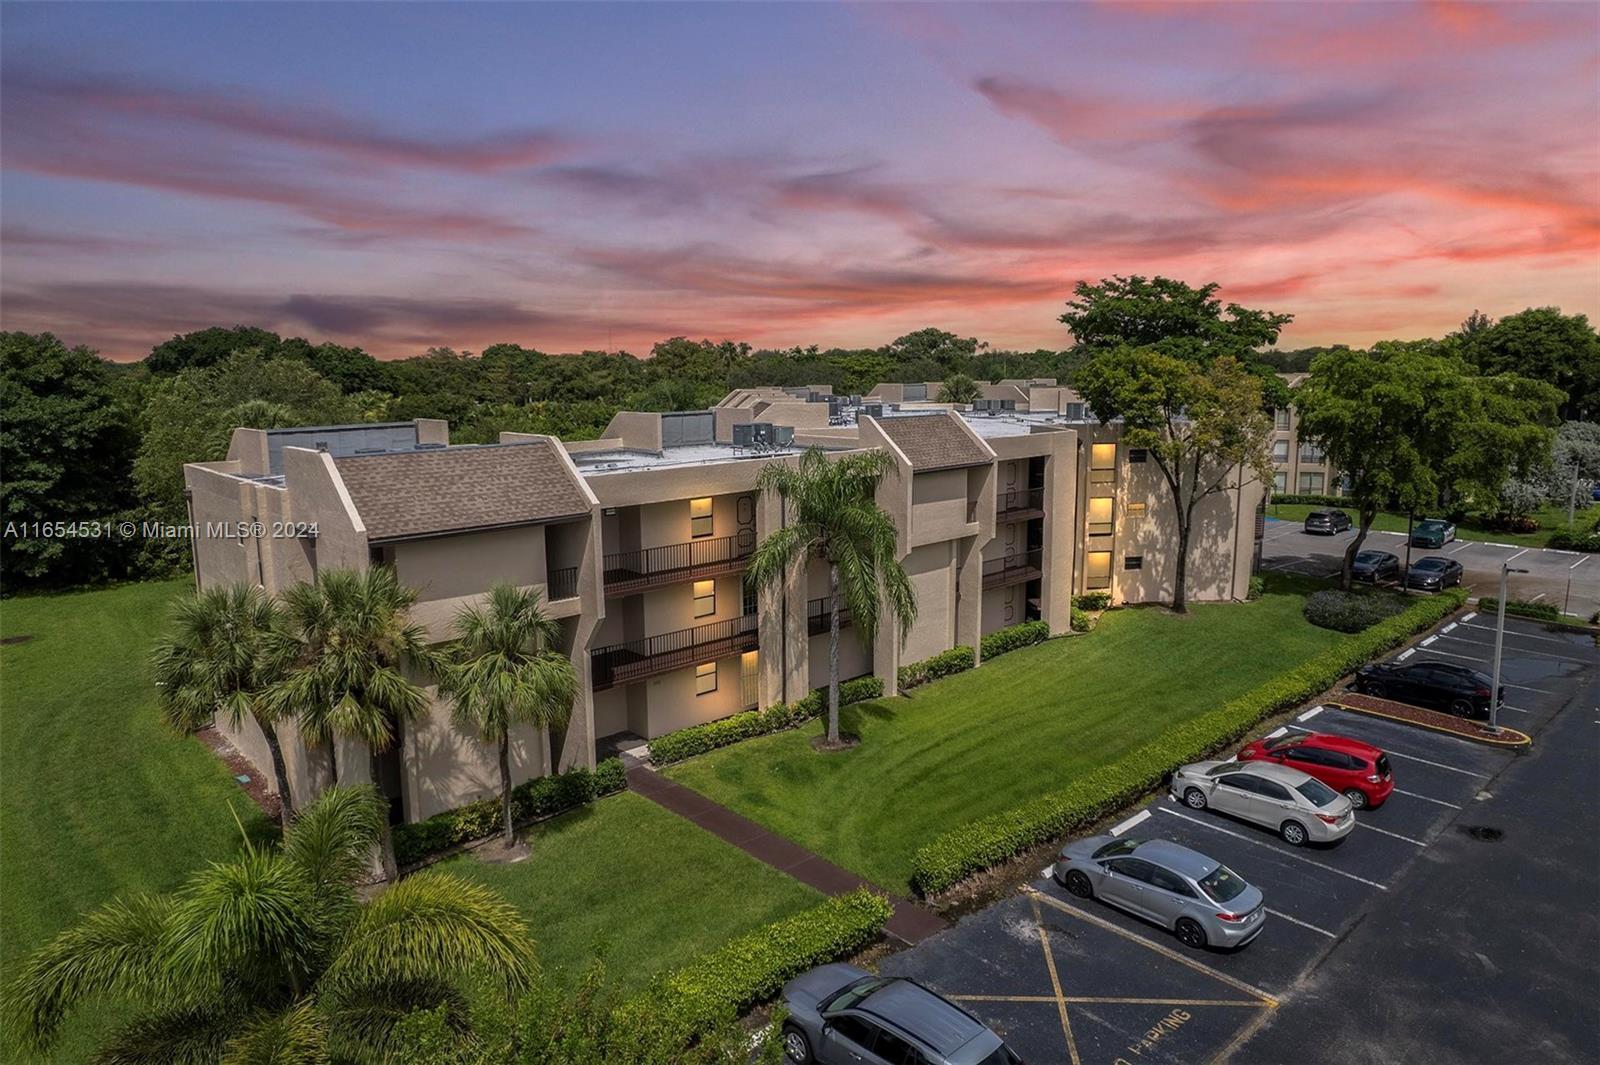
[747,447,916,749]
[272,566,438,879]
[4,785,535,1065]
[439,584,577,848]
[151,583,299,821]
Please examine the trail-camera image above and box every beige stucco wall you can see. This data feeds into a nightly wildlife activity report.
[402,691,550,822]
[901,540,958,663]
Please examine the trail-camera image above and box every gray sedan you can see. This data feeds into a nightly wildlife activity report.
[1170,759,1355,845]
[1054,836,1266,950]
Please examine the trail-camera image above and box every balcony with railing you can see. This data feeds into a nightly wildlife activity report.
[982,548,1043,590]
[602,534,752,596]
[997,486,1045,523]
[547,566,579,601]
[590,612,759,690]
[807,597,853,637]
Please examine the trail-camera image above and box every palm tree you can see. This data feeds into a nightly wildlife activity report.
[151,583,299,821]
[272,566,438,879]
[936,372,982,405]
[439,584,577,848]
[4,785,535,1064]
[747,447,916,749]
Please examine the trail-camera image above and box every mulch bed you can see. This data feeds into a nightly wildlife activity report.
[1329,694,1531,748]
[195,726,283,822]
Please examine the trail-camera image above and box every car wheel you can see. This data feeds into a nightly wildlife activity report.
[1449,698,1475,718]
[1064,870,1094,899]
[1184,787,1208,810]
[782,1024,813,1064]
[1343,788,1368,810]
[1280,820,1309,846]
[1175,918,1208,949]
[1364,680,1387,699]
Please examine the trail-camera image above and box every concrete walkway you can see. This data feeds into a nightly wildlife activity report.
[624,760,947,946]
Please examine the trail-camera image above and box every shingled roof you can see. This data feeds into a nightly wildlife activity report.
[875,413,994,471]
[333,441,589,542]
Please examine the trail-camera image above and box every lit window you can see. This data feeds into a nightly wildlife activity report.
[1087,496,1114,536]
[1086,551,1112,590]
[695,661,718,695]
[689,497,714,538]
[1124,555,1144,570]
[692,579,716,618]
[1089,443,1117,484]
[1127,501,1147,520]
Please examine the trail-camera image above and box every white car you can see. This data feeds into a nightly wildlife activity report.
[1170,760,1355,846]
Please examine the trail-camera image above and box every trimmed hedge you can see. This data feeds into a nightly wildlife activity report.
[648,676,885,765]
[1268,493,1351,507]
[1302,589,1408,633]
[621,888,893,1043]
[393,758,626,867]
[897,646,975,691]
[980,620,1051,661]
[1476,596,1562,623]
[1073,592,1112,612]
[1069,608,1092,633]
[908,588,1468,896]
[1548,528,1600,552]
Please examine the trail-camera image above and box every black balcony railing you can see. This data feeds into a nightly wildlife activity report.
[590,612,759,690]
[807,597,853,637]
[603,534,752,595]
[997,486,1045,521]
[547,566,579,601]
[982,548,1043,589]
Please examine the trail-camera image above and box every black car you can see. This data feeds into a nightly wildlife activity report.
[1350,550,1400,583]
[1353,661,1503,718]
[1303,510,1352,535]
[1406,556,1463,591]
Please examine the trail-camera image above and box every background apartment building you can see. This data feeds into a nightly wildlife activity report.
[1272,372,1342,496]
[184,385,1263,827]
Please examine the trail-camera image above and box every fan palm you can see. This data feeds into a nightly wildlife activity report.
[747,447,916,748]
[3,785,535,1065]
[271,566,438,879]
[151,583,299,821]
[439,584,577,848]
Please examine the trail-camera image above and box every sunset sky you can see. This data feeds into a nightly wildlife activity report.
[2,1,1596,361]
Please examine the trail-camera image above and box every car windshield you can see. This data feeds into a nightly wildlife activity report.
[1309,511,1334,519]
[1413,559,1446,571]
[1355,551,1386,564]
[1092,838,1140,860]
[1417,521,1446,531]
[1262,735,1301,753]
[1199,864,1248,903]
[1204,762,1237,776]
[821,977,888,1013]
[1296,777,1340,807]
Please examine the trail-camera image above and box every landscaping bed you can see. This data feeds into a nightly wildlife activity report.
[1329,695,1533,748]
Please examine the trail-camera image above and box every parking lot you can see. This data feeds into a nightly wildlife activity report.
[1258,518,1600,620]
[881,613,1600,1064]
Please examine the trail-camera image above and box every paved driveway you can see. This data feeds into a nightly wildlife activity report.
[1259,518,1600,619]
[879,615,1600,1065]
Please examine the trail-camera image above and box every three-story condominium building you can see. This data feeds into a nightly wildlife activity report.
[183,387,1265,826]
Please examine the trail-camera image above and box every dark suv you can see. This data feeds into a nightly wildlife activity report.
[1303,510,1352,535]
[1353,660,1503,718]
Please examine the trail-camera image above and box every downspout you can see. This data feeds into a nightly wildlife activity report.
[184,488,201,591]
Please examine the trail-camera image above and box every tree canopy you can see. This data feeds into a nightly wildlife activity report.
[1449,307,1599,420]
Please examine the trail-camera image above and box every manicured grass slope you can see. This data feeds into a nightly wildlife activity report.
[1267,502,1582,548]
[1,579,275,1059]
[667,584,1347,892]
[439,791,821,991]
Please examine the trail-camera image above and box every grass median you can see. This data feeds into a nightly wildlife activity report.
[1267,501,1580,548]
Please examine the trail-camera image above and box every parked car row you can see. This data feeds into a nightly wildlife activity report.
[1300,509,1457,550]
[1353,659,1503,719]
[1347,549,1463,592]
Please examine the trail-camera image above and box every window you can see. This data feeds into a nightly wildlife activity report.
[1218,773,1260,794]
[1128,447,1147,463]
[692,579,716,618]
[1254,779,1293,802]
[689,496,714,538]
[1147,866,1196,897]
[1124,555,1143,570]
[1127,501,1147,520]
[1087,496,1113,535]
[1089,442,1117,483]
[1086,550,1112,590]
[1272,440,1290,462]
[1298,472,1326,494]
[695,661,718,696]
[1273,471,1288,494]
[1199,864,1249,904]
[871,1028,924,1065]
[1299,444,1325,465]
[1092,838,1140,859]
[1274,408,1291,430]
[827,1016,874,1049]
[1295,776,1340,807]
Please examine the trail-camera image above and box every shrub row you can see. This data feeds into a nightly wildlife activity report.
[1302,588,1408,633]
[979,620,1051,661]
[1476,596,1563,623]
[897,646,976,691]
[1072,592,1112,612]
[1548,528,1600,552]
[620,888,893,1044]
[908,588,1469,896]
[1268,493,1351,508]
[648,676,885,765]
[393,758,626,867]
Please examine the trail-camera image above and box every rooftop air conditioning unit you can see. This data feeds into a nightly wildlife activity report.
[774,426,795,447]
[751,422,775,444]
[863,403,884,418]
[732,423,756,447]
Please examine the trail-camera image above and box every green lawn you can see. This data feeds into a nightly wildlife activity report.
[438,791,821,991]
[1,578,276,1059]
[666,579,1348,893]
[1267,502,1585,548]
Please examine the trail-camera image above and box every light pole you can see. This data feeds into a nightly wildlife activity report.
[1488,561,1530,734]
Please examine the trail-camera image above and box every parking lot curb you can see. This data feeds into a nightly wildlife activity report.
[1326,699,1532,749]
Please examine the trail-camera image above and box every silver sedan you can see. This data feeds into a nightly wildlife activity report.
[1170,759,1355,845]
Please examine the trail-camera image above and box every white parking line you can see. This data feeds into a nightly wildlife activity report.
[1396,648,1416,661]
[1381,748,1488,778]
[1417,647,1492,665]
[1440,622,1458,633]
[1461,612,1478,622]
[1505,681,1556,694]
[1572,556,1589,571]
[1439,633,1594,665]
[1529,592,1547,602]
[1156,806,1388,890]
[1506,548,1530,563]
[1458,622,1580,646]
[1393,788,1462,809]
[1109,810,1152,837]
[1298,706,1324,722]
[1266,907,1336,939]
[1357,822,1426,845]
[1499,703,1533,715]
[1265,727,1288,739]
[1446,542,1472,555]
[1420,636,1437,646]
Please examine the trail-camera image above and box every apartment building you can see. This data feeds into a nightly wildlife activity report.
[1271,372,1342,496]
[183,387,1263,826]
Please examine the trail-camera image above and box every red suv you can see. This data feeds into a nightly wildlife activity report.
[1237,732,1393,809]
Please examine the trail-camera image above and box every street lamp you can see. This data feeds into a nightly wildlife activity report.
[1488,562,1531,734]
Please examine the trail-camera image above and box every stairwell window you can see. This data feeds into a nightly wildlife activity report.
[690,497,714,538]
[1089,443,1117,484]
[692,579,716,618]
[1086,550,1112,590]
[695,661,718,695]
[1087,496,1114,536]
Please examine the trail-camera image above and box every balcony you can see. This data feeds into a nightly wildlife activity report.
[997,486,1045,523]
[547,566,579,601]
[983,548,1043,590]
[590,612,759,690]
[603,534,752,596]
[807,597,853,637]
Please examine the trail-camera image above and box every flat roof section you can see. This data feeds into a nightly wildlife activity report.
[572,442,799,475]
